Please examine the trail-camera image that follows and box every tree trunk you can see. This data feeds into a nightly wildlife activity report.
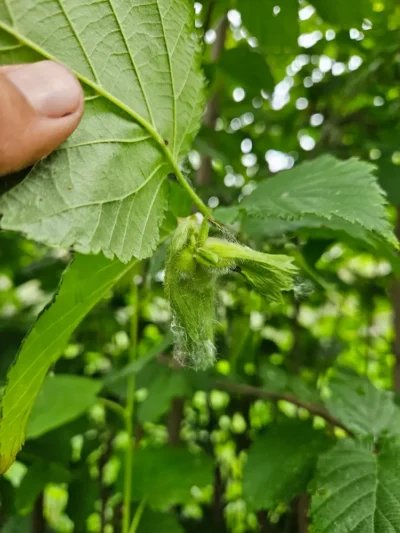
[32,493,46,533]
[167,397,185,445]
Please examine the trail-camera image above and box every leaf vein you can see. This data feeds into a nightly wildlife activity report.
[154,0,176,155]
[105,0,155,126]
[55,0,101,83]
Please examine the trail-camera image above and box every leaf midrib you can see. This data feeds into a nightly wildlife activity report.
[105,0,155,126]
[0,20,175,174]
[55,0,100,84]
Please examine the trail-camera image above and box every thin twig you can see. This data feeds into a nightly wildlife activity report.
[156,355,353,435]
[100,397,126,420]
[99,436,113,533]
[32,493,46,533]
[295,494,310,533]
[215,381,353,435]
[167,398,185,445]
[123,282,139,533]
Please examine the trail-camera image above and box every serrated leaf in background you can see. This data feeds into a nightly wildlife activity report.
[242,214,379,249]
[324,368,400,438]
[311,438,400,532]
[0,0,204,262]
[243,421,330,510]
[240,156,397,248]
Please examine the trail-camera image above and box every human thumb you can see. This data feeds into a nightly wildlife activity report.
[0,61,84,176]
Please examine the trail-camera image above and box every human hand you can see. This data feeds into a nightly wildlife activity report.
[0,60,83,176]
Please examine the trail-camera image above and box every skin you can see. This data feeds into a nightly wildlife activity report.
[0,61,84,177]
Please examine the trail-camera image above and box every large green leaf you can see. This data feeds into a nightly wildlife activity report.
[240,156,397,248]
[26,375,102,438]
[324,368,400,438]
[241,214,379,249]
[216,208,380,250]
[66,466,100,531]
[138,510,184,533]
[15,458,70,514]
[0,0,203,262]
[237,0,299,52]
[120,446,214,509]
[2,516,31,533]
[136,362,190,423]
[220,46,274,96]
[311,439,400,532]
[195,128,241,166]
[243,421,330,510]
[378,158,400,207]
[0,253,136,474]
[311,0,373,27]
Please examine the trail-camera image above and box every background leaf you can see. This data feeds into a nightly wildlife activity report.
[240,156,397,247]
[311,0,373,27]
[26,375,102,439]
[311,438,400,532]
[324,368,400,438]
[1,516,32,533]
[0,253,136,474]
[137,509,184,533]
[237,0,299,53]
[121,446,214,509]
[136,362,191,423]
[243,421,330,510]
[15,459,70,514]
[220,46,274,96]
[66,466,99,532]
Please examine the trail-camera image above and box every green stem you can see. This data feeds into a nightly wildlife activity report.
[99,397,126,421]
[173,165,212,218]
[122,281,139,533]
[128,496,147,533]
[0,21,212,219]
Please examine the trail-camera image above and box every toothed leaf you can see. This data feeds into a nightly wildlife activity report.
[0,0,204,263]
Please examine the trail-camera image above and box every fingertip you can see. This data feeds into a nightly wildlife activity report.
[6,61,84,119]
[0,61,84,176]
